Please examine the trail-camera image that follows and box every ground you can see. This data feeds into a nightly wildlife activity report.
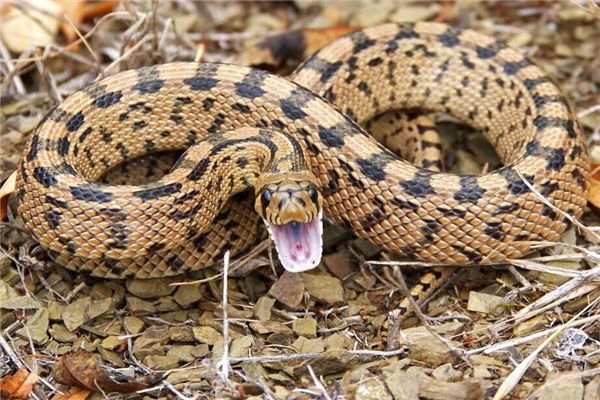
[1,1,600,399]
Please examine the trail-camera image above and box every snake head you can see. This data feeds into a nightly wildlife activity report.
[254,173,323,273]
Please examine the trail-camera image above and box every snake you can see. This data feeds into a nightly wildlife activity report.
[15,22,590,279]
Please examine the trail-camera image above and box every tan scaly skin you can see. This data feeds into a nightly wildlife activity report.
[15,22,589,279]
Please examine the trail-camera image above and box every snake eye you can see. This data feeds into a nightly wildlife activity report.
[308,186,319,205]
[261,190,272,206]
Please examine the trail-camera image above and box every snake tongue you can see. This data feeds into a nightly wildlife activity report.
[268,212,323,273]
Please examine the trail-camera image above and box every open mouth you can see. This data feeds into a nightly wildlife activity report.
[266,211,323,273]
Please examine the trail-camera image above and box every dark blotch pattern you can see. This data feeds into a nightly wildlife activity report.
[400,170,436,197]
[70,186,113,202]
[132,79,164,94]
[66,111,85,132]
[533,116,576,138]
[317,124,346,148]
[133,182,183,200]
[187,158,211,181]
[350,31,376,53]
[503,59,531,75]
[498,167,534,195]
[184,76,218,91]
[356,155,389,182]
[46,210,61,229]
[94,91,122,108]
[46,195,68,208]
[27,136,41,161]
[453,176,486,203]
[302,58,342,83]
[33,166,58,187]
[440,31,459,47]
[235,69,267,99]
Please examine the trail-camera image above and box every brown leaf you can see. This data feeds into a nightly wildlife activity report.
[53,349,158,394]
[51,388,92,400]
[238,26,359,69]
[0,369,40,399]
[0,171,16,220]
[588,163,600,208]
[55,0,118,46]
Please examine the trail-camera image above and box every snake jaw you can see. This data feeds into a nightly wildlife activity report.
[266,211,323,273]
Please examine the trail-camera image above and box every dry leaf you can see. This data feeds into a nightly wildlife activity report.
[55,0,118,49]
[0,0,61,53]
[237,26,359,68]
[0,369,40,399]
[51,388,92,400]
[53,350,159,394]
[0,171,16,220]
[588,163,600,208]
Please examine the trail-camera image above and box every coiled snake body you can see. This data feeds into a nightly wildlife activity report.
[16,22,589,278]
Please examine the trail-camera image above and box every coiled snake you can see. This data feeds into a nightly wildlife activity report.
[16,22,589,279]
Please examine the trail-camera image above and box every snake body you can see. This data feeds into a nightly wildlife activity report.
[16,22,589,278]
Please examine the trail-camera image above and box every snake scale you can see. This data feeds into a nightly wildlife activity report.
[16,22,589,279]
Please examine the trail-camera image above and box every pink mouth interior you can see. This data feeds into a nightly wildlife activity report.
[269,215,322,272]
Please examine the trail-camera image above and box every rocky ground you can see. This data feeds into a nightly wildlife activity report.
[1,1,600,399]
